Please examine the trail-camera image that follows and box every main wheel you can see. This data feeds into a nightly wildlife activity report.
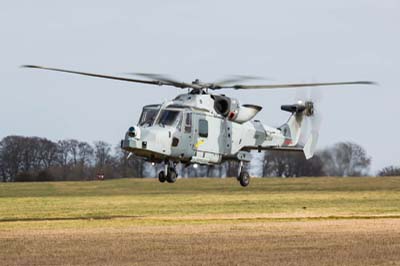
[238,171,250,187]
[166,168,177,183]
[158,171,166,183]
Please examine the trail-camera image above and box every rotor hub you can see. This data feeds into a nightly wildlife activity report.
[304,101,314,116]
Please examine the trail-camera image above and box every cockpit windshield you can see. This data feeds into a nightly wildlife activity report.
[157,110,181,127]
[138,106,160,127]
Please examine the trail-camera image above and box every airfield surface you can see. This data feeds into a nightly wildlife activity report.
[1,177,400,265]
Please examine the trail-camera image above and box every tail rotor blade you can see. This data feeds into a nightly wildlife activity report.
[303,131,319,159]
[295,86,323,152]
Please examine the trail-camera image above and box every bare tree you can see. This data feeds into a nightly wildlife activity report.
[93,141,111,168]
[37,138,59,169]
[320,142,371,177]
[68,139,80,167]
[20,137,39,173]
[78,142,94,167]
[57,140,72,168]
[92,141,114,178]
[0,136,26,181]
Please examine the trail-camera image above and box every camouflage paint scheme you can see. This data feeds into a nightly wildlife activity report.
[122,93,317,165]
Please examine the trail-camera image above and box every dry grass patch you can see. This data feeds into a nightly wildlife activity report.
[1,219,400,266]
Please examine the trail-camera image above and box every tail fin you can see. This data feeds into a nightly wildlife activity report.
[280,112,305,146]
[280,101,319,159]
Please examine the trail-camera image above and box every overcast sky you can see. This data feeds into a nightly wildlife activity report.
[1,0,399,173]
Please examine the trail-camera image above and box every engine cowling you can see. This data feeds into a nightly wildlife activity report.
[228,104,262,123]
[212,95,262,123]
[213,95,231,116]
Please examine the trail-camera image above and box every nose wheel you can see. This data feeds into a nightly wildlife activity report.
[166,167,177,183]
[237,161,250,187]
[158,171,166,183]
[158,162,178,183]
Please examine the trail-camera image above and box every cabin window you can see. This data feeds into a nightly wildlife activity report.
[157,110,181,127]
[184,113,192,133]
[199,119,208,138]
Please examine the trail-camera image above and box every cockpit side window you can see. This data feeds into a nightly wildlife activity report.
[157,110,181,127]
[138,107,159,127]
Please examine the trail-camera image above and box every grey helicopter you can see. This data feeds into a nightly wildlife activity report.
[23,65,374,186]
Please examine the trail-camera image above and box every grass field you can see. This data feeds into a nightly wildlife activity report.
[1,177,400,265]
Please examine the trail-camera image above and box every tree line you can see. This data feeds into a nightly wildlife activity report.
[0,135,398,182]
[0,136,144,182]
[262,142,371,177]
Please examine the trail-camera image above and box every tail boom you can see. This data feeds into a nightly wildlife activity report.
[241,101,318,159]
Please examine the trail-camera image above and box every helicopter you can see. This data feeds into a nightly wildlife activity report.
[22,65,374,186]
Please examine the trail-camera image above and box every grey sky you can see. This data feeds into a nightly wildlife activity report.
[1,0,399,173]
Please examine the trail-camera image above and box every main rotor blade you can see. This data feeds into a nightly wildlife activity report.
[218,81,376,90]
[130,72,195,89]
[21,65,187,88]
[212,75,264,86]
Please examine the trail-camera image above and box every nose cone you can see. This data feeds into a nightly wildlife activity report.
[122,125,174,157]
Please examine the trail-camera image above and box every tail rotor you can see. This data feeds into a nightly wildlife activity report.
[295,88,323,158]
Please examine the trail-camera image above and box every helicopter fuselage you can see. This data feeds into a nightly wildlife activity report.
[121,92,291,165]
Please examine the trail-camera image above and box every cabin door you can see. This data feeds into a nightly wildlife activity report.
[191,114,225,164]
[171,111,194,160]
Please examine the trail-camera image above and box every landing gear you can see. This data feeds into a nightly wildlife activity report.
[166,167,177,183]
[158,171,166,183]
[237,161,250,187]
[238,171,250,187]
[158,161,178,184]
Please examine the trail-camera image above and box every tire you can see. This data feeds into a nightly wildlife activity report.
[239,171,250,187]
[158,171,166,183]
[166,168,177,183]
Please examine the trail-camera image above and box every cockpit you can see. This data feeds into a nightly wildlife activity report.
[138,105,184,128]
